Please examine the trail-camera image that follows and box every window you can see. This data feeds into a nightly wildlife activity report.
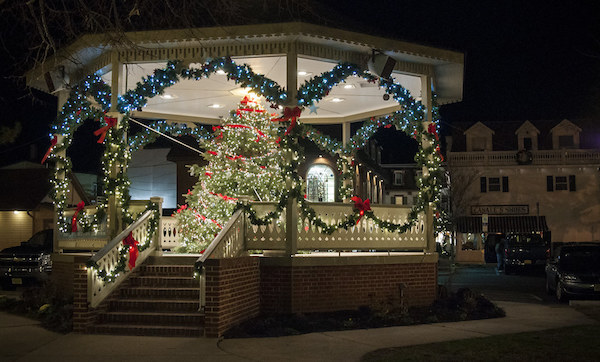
[547,175,576,192]
[472,137,487,151]
[393,171,405,186]
[393,195,406,205]
[558,135,574,149]
[306,164,335,202]
[480,176,509,193]
[523,137,532,150]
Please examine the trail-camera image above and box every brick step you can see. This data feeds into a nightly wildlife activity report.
[92,323,203,337]
[139,265,195,277]
[108,298,200,312]
[99,311,204,326]
[128,275,198,288]
[120,287,200,299]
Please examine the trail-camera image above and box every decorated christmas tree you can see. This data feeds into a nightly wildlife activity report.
[175,96,287,252]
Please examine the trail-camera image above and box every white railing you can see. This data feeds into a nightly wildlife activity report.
[245,202,428,251]
[160,215,181,251]
[447,149,600,167]
[87,209,158,308]
[197,209,247,261]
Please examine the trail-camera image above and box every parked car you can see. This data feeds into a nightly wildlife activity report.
[0,229,53,289]
[504,233,549,274]
[545,243,600,302]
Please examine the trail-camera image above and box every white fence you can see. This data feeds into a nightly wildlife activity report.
[447,149,600,167]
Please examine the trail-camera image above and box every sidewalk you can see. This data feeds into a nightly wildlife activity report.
[1,301,596,362]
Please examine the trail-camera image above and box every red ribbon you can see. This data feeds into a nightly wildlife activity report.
[41,135,58,164]
[428,123,439,141]
[122,232,139,270]
[351,196,371,224]
[273,106,302,135]
[71,201,85,232]
[93,116,118,144]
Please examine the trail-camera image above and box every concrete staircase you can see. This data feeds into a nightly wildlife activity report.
[91,256,204,337]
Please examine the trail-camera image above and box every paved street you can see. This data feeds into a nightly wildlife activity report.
[438,258,555,304]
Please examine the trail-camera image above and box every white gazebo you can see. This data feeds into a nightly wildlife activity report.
[27,22,464,337]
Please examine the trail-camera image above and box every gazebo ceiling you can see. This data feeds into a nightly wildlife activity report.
[26,22,464,122]
[108,56,422,124]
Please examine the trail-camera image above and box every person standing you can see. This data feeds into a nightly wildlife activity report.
[495,237,506,272]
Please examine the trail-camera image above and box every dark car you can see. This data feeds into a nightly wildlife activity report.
[545,244,600,302]
[0,229,53,289]
[504,233,549,274]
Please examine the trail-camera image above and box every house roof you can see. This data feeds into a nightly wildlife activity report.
[0,168,51,211]
[447,119,600,152]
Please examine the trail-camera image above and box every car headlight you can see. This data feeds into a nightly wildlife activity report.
[562,274,580,282]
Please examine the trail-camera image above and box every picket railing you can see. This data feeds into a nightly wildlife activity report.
[87,209,157,308]
[245,202,428,251]
[160,215,181,251]
[447,149,600,167]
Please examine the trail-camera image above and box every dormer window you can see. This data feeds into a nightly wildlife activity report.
[472,137,487,151]
[558,135,574,149]
[551,119,581,150]
[515,121,539,151]
[464,122,494,152]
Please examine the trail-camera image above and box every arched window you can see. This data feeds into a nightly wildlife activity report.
[306,164,335,202]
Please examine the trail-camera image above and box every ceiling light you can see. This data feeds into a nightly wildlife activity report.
[160,93,177,99]
[330,97,345,103]
[216,70,226,75]
[208,104,224,109]
[298,71,312,76]
[343,84,355,89]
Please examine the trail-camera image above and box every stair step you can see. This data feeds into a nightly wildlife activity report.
[120,287,200,299]
[139,265,195,277]
[92,323,203,337]
[99,311,204,325]
[109,299,201,312]
[129,275,198,288]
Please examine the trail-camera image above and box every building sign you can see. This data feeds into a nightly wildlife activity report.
[471,205,529,215]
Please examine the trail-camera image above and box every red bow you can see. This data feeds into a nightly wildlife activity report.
[122,232,139,270]
[351,196,371,224]
[273,107,302,135]
[93,117,118,144]
[71,201,85,232]
[427,123,439,141]
[41,135,58,164]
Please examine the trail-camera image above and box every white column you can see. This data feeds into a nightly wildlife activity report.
[107,53,126,238]
[285,43,298,256]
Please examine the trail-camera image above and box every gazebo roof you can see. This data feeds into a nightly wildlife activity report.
[26,22,464,123]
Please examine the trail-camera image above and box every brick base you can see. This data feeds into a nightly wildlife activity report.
[203,256,260,337]
[260,254,438,314]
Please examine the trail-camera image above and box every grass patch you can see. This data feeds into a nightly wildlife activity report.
[361,324,600,362]
[0,281,73,333]
[225,288,505,338]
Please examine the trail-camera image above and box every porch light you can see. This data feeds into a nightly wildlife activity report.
[216,70,226,75]
[343,84,355,89]
[13,210,19,214]
[208,104,224,109]
[330,97,345,103]
[298,71,312,76]
[160,93,177,100]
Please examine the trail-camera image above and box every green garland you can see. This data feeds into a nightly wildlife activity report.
[48,57,443,241]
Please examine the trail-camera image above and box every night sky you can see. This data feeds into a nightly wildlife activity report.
[1,1,599,169]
